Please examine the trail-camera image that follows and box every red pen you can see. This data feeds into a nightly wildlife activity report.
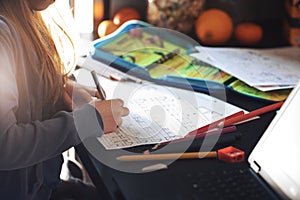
[188,125,237,138]
[162,126,237,145]
[150,126,238,151]
[217,101,284,128]
[187,110,244,136]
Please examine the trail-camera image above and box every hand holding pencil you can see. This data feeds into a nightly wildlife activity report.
[90,70,130,133]
[91,70,106,100]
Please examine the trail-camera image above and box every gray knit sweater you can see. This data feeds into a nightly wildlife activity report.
[0,17,103,199]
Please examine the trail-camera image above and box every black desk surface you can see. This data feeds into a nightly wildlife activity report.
[76,87,279,200]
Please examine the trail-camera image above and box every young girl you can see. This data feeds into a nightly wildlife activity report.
[0,0,129,199]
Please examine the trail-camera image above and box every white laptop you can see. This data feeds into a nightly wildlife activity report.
[247,80,300,199]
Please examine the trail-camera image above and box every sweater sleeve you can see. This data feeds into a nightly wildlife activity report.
[0,19,104,170]
[0,104,104,170]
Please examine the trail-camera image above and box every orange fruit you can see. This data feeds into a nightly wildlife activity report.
[97,20,119,38]
[94,0,104,21]
[234,22,263,45]
[94,0,104,32]
[195,9,233,45]
[113,7,141,26]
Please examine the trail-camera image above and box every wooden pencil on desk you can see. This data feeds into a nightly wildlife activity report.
[117,151,217,162]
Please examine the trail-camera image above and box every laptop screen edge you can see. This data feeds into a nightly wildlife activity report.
[248,81,300,200]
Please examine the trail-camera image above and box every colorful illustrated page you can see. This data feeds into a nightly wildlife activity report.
[97,28,232,83]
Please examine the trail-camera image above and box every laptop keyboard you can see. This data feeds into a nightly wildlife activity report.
[182,168,275,200]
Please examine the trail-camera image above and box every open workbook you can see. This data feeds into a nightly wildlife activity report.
[74,68,244,150]
[87,20,293,102]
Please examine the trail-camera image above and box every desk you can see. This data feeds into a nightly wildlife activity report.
[75,77,278,200]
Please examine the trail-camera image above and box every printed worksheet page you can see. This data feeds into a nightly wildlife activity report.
[75,68,244,150]
[191,46,300,90]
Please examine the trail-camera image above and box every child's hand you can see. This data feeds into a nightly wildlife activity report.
[63,79,104,110]
[91,99,130,133]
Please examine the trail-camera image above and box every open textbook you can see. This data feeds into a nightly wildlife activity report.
[75,68,244,150]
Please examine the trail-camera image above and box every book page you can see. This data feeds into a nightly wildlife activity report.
[75,68,244,150]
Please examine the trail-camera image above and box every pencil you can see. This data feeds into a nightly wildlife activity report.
[116,151,217,161]
[91,70,106,100]
[217,101,284,128]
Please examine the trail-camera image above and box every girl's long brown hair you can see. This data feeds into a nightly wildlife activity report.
[0,0,68,105]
